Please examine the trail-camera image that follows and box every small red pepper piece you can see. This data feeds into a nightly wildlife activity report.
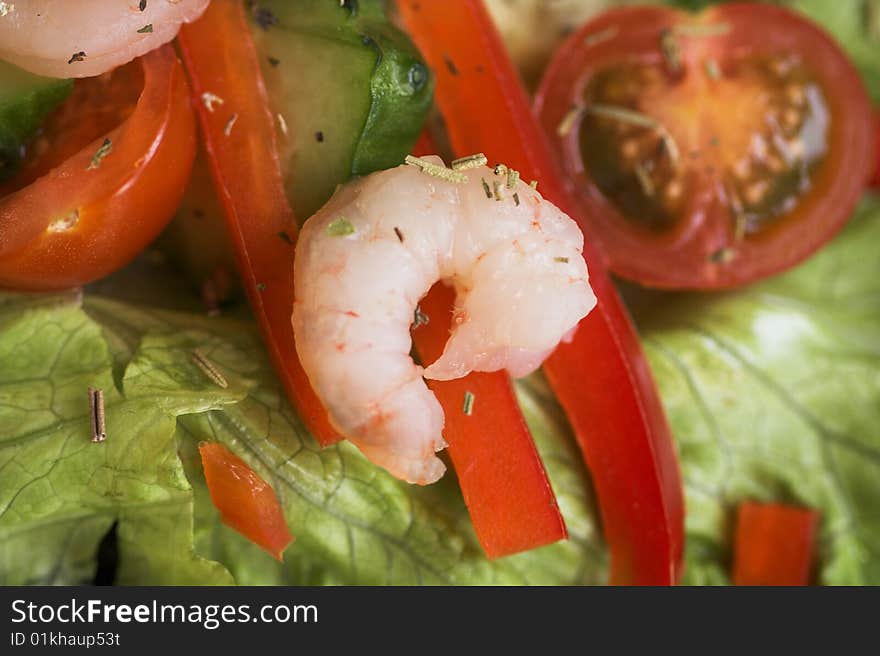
[178,0,342,447]
[199,442,293,560]
[732,502,819,586]
[397,0,684,584]
[414,283,567,558]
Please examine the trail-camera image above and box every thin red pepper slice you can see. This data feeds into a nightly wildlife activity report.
[178,0,341,446]
[732,502,819,586]
[414,283,567,558]
[397,0,684,584]
[199,442,293,560]
[411,132,565,558]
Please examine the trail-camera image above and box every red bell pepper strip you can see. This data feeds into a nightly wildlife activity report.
[414,283,567,558]
[199,442,293,560]
[178,0,341,446]
[397,0,684,584]
[732,502,819,586]
[411,131,565,558]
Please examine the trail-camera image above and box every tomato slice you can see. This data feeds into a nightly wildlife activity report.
[0,45,196,291]
[536,4,874,289]
[199,441,293,561]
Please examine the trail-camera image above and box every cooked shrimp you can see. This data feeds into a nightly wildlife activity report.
[0,0,209,78]
[292,156,596,484]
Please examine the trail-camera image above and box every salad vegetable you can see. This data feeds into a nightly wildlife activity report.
[0,0,878,587]
[178,0,340,448]
[732,502,818,585]
[177,0,433,449]
[536,3,874,289]
[405,130,567,558]
[0,46,196,291]
[412,277,566,558]
[397,0,684,585]
[249,0,434,219]
[0,61,71,182]
[2,193,878,585]
[199,441,293,561]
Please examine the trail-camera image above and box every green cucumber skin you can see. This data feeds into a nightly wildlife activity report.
[0,60,72,182]
[248,0,433,220]
[352,18,433,176]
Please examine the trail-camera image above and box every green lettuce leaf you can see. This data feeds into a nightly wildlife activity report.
[1,195,878,585]
[0,293,238,584]
[638,197,880,585]
[0,289,605,585]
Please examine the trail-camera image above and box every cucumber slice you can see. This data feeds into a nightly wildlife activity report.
[248,0,433,220]
[0,61,72,182]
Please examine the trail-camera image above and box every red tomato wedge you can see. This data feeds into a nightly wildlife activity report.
[0,45,195,291]
[397,0,684,584]
[536,4,874,289]
[178,0,342,447]
[732,502,819,586]
[199,442,293,560]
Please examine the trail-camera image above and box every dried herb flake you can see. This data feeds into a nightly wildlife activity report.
[326,217,356,237]
[412,307,430,328]
[462,391,475,416]
[87,139,112,170]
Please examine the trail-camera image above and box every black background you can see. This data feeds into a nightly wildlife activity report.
[0,586,874,654]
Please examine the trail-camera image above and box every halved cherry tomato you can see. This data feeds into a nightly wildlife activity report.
[536,4,874,289]
[0,45,196,291]
[199,441,293,560]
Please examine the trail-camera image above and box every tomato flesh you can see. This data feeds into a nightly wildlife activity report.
[0,64,142,196]
[581,53,828,240]
[537,4,874,288]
